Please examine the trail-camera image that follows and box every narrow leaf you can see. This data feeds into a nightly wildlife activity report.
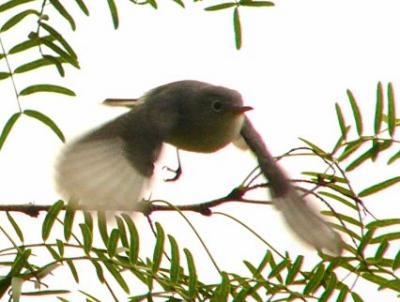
[0,0,35,12]
[115,216,128,248]
[351,292,364,302]
[387,82,396,137]
[8,35,55,54]
[205,3,236,11]
[319,191,357,210]
[107,229,120,258]
[367,218,400,229]
[107,0,119,29]
[347,89,363,135]
[0,72,11,80]
[335,103,347,139]
[0,112,21,150]
[79,223,93,254]
[337,139,364,162]
[374,240,389,260]
[63,204,75,241]
[370,232,400,244]
[358,176,400,197]
[103,261,129,293]
[184,248,198,299]
[49,0,76,30]
[23,109,65,142]
[6,213,24,242]
[121,214,139,264]
[168,235,180,283]
[66,259,79,282]
[152,222,165,273]
[392,250,400,270]
[74,0,89,16]
[14,58,57,73]
[1,9,40,32]
[375,82,384,134]
[20,84,75,96]
[303,264,325,295]
[299,138,327,156]
[345,149,372,171]
[239,1,274,7]
[97,211,109,245]
[42,200,64,241]
[172,0,185,7]
[40,22,78,59]
[233,7,241,49]
[285,255,303,284]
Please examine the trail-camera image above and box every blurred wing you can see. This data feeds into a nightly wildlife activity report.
[56,137,148,211]
[240,117,343,255]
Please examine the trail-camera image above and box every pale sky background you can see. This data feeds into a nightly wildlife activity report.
[0,0,400,301]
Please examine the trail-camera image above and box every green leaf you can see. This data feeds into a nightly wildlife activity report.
[318,273,336,302]
[367,218,400,229]
[172,0,185,7]
[107,0,119,29]
[66,259,79,282]
[14,57,64,74]
[374,240,389,260]
[41,38,79,68]
[388,149,400,164]
[40,22,78,60]
[46,245,61,261]
[1,9,40,32]
[74,0,89,15]
[6,212,24,242]
[347,89,363,135]
[121,214,139,265]
[375,82,384,134]
[357,228,374,255]
[337,285,349,302]
[239,0,274,7]
[84,211,93,232]
[90,260,105,283]
[79,223,93,254]
[321,211,362,227]
[299,138,328,156]
[152,222,165,273]
[358,176,400,197]
[337,139,364,162]
[0,72,11,80]
[63,204,75,241]
[318,191,357,210]
[97,211,109,246]
[9,249,31,276]
[268,259,290,279]
[23,109,65,142]
[56,239,64,256]
[351,292,364,302]
[107,229,120,258]
[0,112,21,150]
[49,0,76,30]
[233,7,241,50]
[392,250,400,270]
[115,216,128,248]
[184,248,198,299]
[168,235,180,283]
[345,148,371,171]
[42,200,64,241]
[205,3,236,11]
[370,232,400,244]
[335,103,347,139]
[103,261,130,293]
[303,264,325,295]
[387,82,396,137]
[212,272,230,302]
[20,84,75,96]
[0,0,35,12]
[285,255,303,284]
[8,35,54,54]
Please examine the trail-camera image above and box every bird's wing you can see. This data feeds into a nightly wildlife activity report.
[55,109,172,211]
[240,117,343,255]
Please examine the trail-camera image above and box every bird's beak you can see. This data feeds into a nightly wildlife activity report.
[103,98,140,108]
[232,105,253,114]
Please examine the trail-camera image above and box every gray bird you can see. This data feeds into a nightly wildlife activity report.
[55,80,343,255]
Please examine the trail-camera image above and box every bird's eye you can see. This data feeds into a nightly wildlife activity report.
[211,100,223,112]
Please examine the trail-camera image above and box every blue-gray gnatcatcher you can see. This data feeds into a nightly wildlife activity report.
[56,80,343,255]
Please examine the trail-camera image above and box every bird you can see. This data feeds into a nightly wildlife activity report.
[55,80,343,255]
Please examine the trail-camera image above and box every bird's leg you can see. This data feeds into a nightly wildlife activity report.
[163,148,182,182]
